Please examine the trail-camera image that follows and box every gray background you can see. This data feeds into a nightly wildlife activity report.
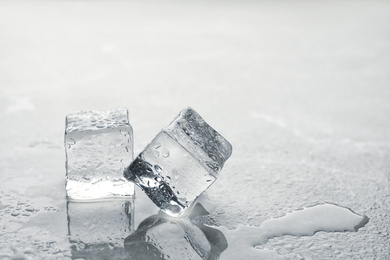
[0,0,389,259]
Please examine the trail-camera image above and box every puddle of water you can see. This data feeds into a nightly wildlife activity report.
[0,185,369,260]
[217,203,368,260]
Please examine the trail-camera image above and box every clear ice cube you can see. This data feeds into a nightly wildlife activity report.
[124,107,232,216]
[67,199,134,256]
[65,109,134,200]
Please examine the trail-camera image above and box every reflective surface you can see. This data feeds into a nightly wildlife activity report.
[124,204,227,260]
[0,0,389,259]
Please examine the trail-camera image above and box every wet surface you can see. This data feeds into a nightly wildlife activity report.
[0,0,389,259]
[219,203,369,259]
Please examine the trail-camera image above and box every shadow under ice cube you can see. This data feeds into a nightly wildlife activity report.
[65,109,134,200]
[124,107,232,216]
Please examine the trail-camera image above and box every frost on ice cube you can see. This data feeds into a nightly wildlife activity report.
[65,109,134,200]
[124,107,232,216]
[67,199,134,256]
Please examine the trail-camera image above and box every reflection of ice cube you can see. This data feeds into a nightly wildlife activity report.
[67,199,134,249]
[124,213,227,260]
[65,109,134,200]
[125,107,232,216]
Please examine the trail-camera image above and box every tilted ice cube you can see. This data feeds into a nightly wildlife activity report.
[124,107,232,216]
[65,109,134,200]
[67,199,134,256]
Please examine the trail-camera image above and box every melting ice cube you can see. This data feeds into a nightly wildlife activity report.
[124,107,232,216]
[65,109,134,200]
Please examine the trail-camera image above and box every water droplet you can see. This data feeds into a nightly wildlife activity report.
[96,162,104,169]
[171,169,180,180]
[162,149,170,158]
[153,150,160,158]
[154,165,162,173]
[209,154,217,162]
[145,164,153,173]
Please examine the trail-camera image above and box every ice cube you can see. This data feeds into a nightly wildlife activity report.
[67,199,134,255]
[65,109,134,200]
[124,107,232,216]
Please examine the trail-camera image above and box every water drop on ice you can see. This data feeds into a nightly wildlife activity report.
[153,150,160,158]
[162,149,170,158]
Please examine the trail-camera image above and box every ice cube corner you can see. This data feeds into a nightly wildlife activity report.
[124,107,232,216]
[65,108,134,200]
